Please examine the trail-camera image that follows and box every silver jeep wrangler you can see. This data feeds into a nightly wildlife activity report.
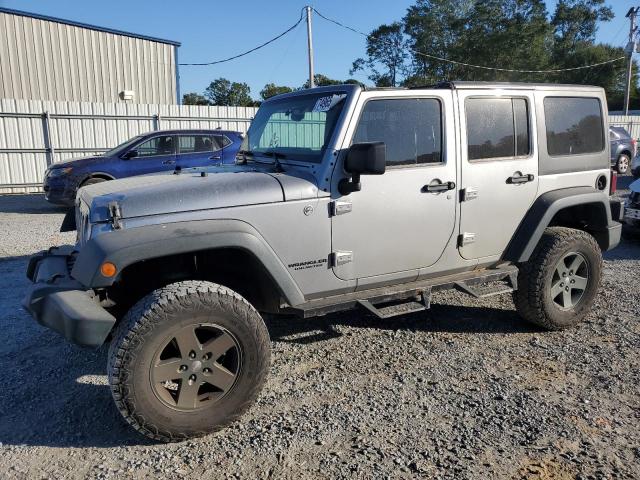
[24,82,623,441]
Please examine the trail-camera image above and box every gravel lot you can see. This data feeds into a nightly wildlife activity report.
[1,181,639,479]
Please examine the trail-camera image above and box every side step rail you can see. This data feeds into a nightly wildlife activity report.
[454,269,518,299]
[357,289,431,319]
[289,265,519,318]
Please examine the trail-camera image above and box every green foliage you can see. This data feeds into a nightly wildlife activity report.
[260,83,294,100]
[350,22,409,86]
[302,74,344,89]
[354,0,635,108]
[182,92,210,105]
[204,78,254,106]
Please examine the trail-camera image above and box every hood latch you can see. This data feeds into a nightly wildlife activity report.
[108,201,123,230]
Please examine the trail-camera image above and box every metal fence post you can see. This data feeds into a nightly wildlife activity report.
[42,111,55,166]
[154,113,161,130]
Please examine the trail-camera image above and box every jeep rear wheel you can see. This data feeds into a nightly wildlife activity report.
[107,280,270,442]
[514,227,602,330]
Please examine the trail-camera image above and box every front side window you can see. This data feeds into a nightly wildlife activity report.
[353,98,442,166]
[135,136,175,157]
[544,97,604,156]
[243,91,348,163]
[466,97,530,160]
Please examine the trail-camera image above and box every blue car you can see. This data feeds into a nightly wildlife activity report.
[43,129,242,205]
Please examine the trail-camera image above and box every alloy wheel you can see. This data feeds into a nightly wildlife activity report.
[150,324,241,411]
[550,252,589,310]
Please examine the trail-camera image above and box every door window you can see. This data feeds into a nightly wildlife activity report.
[178,135,215,154]
[544,97,604,156]
[466,98,530,160]
[135,136,175,157]
[353,98,442,167]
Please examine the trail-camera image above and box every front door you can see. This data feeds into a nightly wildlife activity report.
[457,90,539,259]
[122,134,177,176]
[331,92,457,281]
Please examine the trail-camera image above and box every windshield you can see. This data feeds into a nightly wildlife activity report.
[241,91,348,163]
[102,135,144,157]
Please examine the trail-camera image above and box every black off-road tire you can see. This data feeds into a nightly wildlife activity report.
[514,227,602,330]
[107,280,271,442]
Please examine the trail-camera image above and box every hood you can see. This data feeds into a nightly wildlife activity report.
[49,156,101,169]
[79,167,319,222]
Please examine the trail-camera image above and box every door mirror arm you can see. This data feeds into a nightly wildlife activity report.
[122,150,138,159]
[338,142,386,195]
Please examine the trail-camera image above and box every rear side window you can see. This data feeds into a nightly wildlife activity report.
[544,97,604,156]
[353,98,442,167]
[178,135,214,154]
[465,97,530,160]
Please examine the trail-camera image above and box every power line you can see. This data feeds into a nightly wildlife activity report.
[179,11,305,66]
[312,7,626,74]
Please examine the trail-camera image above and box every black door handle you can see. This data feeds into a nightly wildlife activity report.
[162,159,176,165]
[507,173,534,184]
[422,181,456,193]
[210,155,222,160]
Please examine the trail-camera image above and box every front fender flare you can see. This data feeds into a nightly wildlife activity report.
[71,219,305,306]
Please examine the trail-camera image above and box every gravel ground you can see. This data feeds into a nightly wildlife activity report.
[0,182,639,479]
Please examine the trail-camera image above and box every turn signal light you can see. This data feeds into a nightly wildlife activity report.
[100,262,117,277]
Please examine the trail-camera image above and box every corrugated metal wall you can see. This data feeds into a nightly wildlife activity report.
[0,11,177,104]
[0,98,257,193]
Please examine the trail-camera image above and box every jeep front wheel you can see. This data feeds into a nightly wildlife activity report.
[514,227,602,330]
[107,280,270,442]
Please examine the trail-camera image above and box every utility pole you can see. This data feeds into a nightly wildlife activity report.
[306,5,315,88]
[624,7,640,115]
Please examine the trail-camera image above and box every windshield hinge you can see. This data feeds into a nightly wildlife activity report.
[330,200,353,216]
[108,201,123,230]
[330,251,353,267]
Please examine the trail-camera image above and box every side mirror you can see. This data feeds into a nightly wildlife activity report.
[123,150,138,159]
[339,142,386,195]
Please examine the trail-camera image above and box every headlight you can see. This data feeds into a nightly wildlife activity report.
[47,167,73,178]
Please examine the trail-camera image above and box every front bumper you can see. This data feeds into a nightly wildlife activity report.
[43,176,77,206]
[22,246,116,347]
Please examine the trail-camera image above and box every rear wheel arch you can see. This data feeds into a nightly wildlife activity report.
[504,188,614,263]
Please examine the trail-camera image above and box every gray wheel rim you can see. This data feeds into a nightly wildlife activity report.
[150,323,241,411]
[618,155,629,173]
[550,252,589,310]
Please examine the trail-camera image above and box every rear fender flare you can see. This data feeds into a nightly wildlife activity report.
[503,187,615,263]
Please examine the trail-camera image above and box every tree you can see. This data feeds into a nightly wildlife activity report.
[302,74,343,89]
[260,83,293,100]
[182,92,210,105]
[204,78,254,106]
[350,22,409,87]
[552,0,614,50]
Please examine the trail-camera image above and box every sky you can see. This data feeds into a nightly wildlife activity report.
[0,0,635,100]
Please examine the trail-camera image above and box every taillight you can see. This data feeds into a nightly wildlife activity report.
[633,138,638,157]
[610,169,617,195]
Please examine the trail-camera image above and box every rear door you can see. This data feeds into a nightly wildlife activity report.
[457,90,539,259]
[176,134,218,168]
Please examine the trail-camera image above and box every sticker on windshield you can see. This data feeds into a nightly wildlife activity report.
[312,94,346,112]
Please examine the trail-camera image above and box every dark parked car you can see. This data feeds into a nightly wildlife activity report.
[43,129,242,205]
[610,126,636,175]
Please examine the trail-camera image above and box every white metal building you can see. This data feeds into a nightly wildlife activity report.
[0,7,181,105]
